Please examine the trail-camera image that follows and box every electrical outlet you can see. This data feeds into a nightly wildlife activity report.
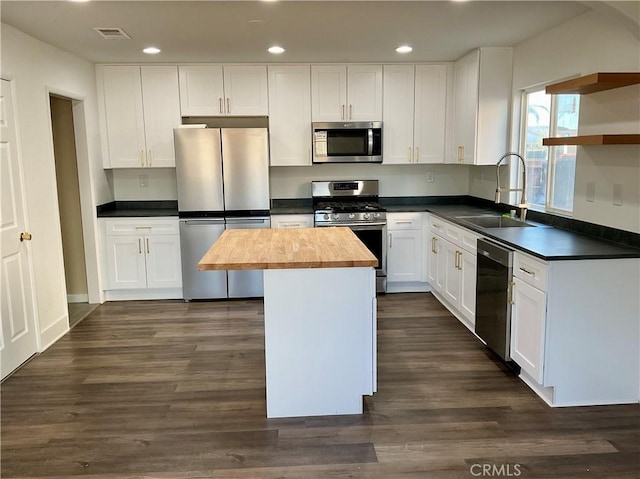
[139,175,148,188]
[426,171,435,183]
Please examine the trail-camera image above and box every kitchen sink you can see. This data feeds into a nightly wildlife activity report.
[456,215,535,229]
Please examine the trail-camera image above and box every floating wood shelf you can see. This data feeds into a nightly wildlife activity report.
[545,73,640,95]
[543,134,640,146]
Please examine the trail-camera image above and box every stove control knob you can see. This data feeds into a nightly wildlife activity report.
[323,214,329,220]
[374,212,380,219]
[363,213,371,220]
[332,214,340,220]
[348,213,355,219]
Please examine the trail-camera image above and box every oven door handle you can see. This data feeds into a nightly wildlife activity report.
[341,223,387,230]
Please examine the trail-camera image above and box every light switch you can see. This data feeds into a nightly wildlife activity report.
[426,171,435,183]
[613,184,623,206]
[586,182,595,202]
[139,175,148,188]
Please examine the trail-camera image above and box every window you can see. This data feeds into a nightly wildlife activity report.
[521,88,580,213]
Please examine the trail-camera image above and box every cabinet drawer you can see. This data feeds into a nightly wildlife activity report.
[429,215,463,242]
[104,218,179,236]
[388,212,422,230]
[429,215,447,235]
[271,214,314,229]
[460,229,481,254]
[514,252,548,290]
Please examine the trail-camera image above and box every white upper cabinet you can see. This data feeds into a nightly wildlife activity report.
[449,48,513,165]
[383,64,448,164]
[178,65,268,116]
[98,65,181,168]
[178,65,225,116]
[268,66,312,166]
[311,65,382,121]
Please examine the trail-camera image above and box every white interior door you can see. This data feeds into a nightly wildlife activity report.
[1,78,39,379]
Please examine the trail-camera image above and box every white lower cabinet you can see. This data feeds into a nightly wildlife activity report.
[386,213,429,293]
[427,214,480,329]
[271,214,314,229]
[510,276,546,384]
[509,251,640,407]
[102,218,182,300]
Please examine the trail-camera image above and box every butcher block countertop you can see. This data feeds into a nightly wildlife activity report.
[198,227,378,270]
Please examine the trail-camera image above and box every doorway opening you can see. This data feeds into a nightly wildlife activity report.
[49,95,98,328]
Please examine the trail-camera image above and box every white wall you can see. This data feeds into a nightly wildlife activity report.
[1,24,110,348]
[110,168,178,201]
[270,163,470,199]
[507,10,640,233]
[108,163,471,201]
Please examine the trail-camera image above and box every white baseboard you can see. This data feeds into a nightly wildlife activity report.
[385,282,431,294]
[67,294,89,303]
[39,313,69,352]
[104,288,183,301]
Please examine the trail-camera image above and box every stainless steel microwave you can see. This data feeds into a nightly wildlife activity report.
[312,122,382,164]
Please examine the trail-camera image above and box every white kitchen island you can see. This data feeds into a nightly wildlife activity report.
[198,227,378,418]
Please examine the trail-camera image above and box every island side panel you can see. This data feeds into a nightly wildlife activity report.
[263,267,376,418]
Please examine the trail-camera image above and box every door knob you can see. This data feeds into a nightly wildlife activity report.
[20,232,32,242]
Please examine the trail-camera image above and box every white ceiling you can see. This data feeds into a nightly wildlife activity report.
[0,1,600,64]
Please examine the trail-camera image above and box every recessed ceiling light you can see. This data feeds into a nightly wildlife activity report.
[268,46,285,54]
[143,47,161,55]
[396,45,413,54]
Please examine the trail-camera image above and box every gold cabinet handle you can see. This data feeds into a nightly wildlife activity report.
[147,149,152,167]
[349,104,353,120]
[415,147,419,163]
[458,146,464,162]
[226,98,231,114]
[219,98,223,114]
[20,232,32,242]
[408,147,413,163]
[431,237,436,253]
[509,281,516,305]
[138,238,142,254]
[140,150,145,167]
[519,267,535,277]
[341,104,345,120]
[146,238,150,254]
[389,233,393,248]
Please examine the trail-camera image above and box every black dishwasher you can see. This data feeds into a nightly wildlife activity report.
[475,239,514,362]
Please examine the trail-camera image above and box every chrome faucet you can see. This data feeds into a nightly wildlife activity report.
[495,152,529,222]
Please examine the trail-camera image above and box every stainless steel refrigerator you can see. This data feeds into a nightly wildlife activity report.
[174,127,270,300]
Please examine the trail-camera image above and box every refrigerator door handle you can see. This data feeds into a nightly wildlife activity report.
[181,219,225,226]
[225,218,269,225]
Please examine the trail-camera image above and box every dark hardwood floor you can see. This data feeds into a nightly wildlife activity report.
[1,293,638,478]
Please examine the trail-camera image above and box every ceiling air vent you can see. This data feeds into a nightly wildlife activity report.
[93,27,131,40]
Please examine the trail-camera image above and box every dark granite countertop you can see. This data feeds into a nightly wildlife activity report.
[102,197,640,260]
[97,201,178,218]
[421,205,640,261]
[270,196,640,260]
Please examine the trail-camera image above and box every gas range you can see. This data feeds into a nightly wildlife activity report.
[312,181,386,226]
[312,180,387,292]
